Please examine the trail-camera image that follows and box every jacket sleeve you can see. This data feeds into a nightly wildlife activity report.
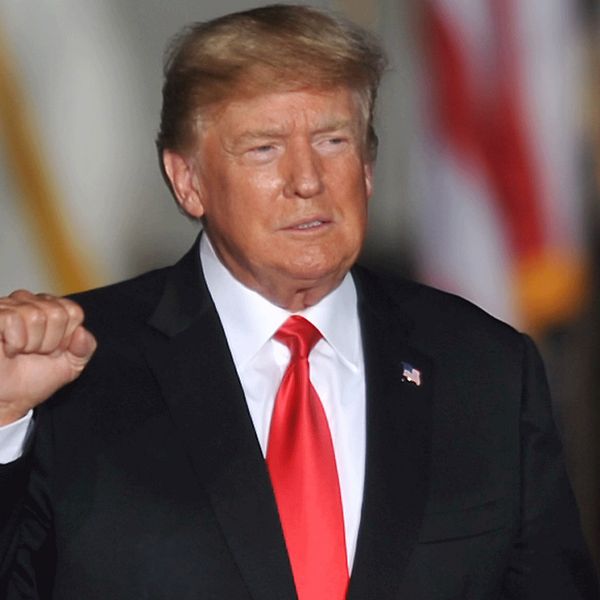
[501,335,599,599]
[0,408,55,600]
[0,453,33,597]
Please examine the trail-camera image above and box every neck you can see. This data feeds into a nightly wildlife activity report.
[269,283,340,311]
[237,271,345,311]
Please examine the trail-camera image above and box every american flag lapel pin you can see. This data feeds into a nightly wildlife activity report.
[401,362,422,387]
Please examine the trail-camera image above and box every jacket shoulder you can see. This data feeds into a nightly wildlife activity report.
[353,264,525,354]
[69,266,169,327]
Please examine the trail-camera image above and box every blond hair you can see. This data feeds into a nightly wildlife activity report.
[156,4,386,174]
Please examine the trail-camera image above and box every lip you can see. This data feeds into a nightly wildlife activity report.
[282,216,333,232]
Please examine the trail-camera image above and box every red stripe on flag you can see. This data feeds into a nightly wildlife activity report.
[484,0,545,258]
[423,4,481,166]
[423,1,546,261]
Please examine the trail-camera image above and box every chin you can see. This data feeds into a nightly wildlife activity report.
[283,256,353,285]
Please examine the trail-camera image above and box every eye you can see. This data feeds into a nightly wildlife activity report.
[244,144,279,164]
[253,144,275,153]
[316,135,350,154]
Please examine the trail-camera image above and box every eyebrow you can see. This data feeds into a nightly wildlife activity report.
[235,119,356,143]
[313,118,355,134]
[235,129,287,143]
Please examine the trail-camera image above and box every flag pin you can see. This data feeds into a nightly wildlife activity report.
[401,362,421,387]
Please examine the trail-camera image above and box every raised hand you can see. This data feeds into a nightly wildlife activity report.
[0,290,96,425]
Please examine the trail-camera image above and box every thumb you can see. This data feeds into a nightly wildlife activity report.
[67,326,97,363]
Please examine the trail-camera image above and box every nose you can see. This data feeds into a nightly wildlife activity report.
[282,141,324,199]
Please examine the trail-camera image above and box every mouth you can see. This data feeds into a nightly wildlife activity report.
[295,220,325,230]
[285,218,331,231]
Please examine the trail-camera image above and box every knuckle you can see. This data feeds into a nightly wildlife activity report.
[0,311,25,347]
[9,289,35,301]
[1,309,20,329]
[62,299,84,323]
[45,305,68,326]
[36,293,59,302]
[28,307,48,328]
[0,306,20,324]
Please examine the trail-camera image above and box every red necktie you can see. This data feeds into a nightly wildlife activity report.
[267,316,349,600]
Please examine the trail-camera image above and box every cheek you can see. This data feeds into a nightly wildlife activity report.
[240,164,284,198]
[335,198,368,253]
[207,178,266,224]
[337,181,369,224]
[224,171,284,228]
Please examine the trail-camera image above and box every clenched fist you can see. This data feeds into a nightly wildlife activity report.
[0,290,96,426]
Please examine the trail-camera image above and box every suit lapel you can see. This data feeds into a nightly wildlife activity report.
[143,239,296,600]
[140,241,433,599]
[347,268,434,600]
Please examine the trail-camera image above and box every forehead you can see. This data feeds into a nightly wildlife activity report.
[205,87,364,137]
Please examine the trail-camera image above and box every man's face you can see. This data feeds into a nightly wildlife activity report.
[166,87,373,309]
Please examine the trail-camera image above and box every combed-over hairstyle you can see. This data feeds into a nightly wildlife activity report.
[156,3,387,179]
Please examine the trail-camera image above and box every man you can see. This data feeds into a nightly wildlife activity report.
[0,4,597,599]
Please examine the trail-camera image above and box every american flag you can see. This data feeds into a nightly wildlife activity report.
[402,363,421,387]
[417,0,586,332]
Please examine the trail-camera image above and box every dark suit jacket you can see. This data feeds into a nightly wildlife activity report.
[0,237,598,599]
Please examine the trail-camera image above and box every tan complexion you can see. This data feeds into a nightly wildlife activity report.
[164,87,373,311]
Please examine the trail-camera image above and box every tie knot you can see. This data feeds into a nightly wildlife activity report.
[274,316,322,359]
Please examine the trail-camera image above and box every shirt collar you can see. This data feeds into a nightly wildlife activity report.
[200,233,361,371]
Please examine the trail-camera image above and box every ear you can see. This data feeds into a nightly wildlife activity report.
[364,162,374,200]
[162,150,205,218]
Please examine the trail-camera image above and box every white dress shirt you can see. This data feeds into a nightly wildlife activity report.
[0,234,367,568]
[200,235,366,569]
[0,412,33,463]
